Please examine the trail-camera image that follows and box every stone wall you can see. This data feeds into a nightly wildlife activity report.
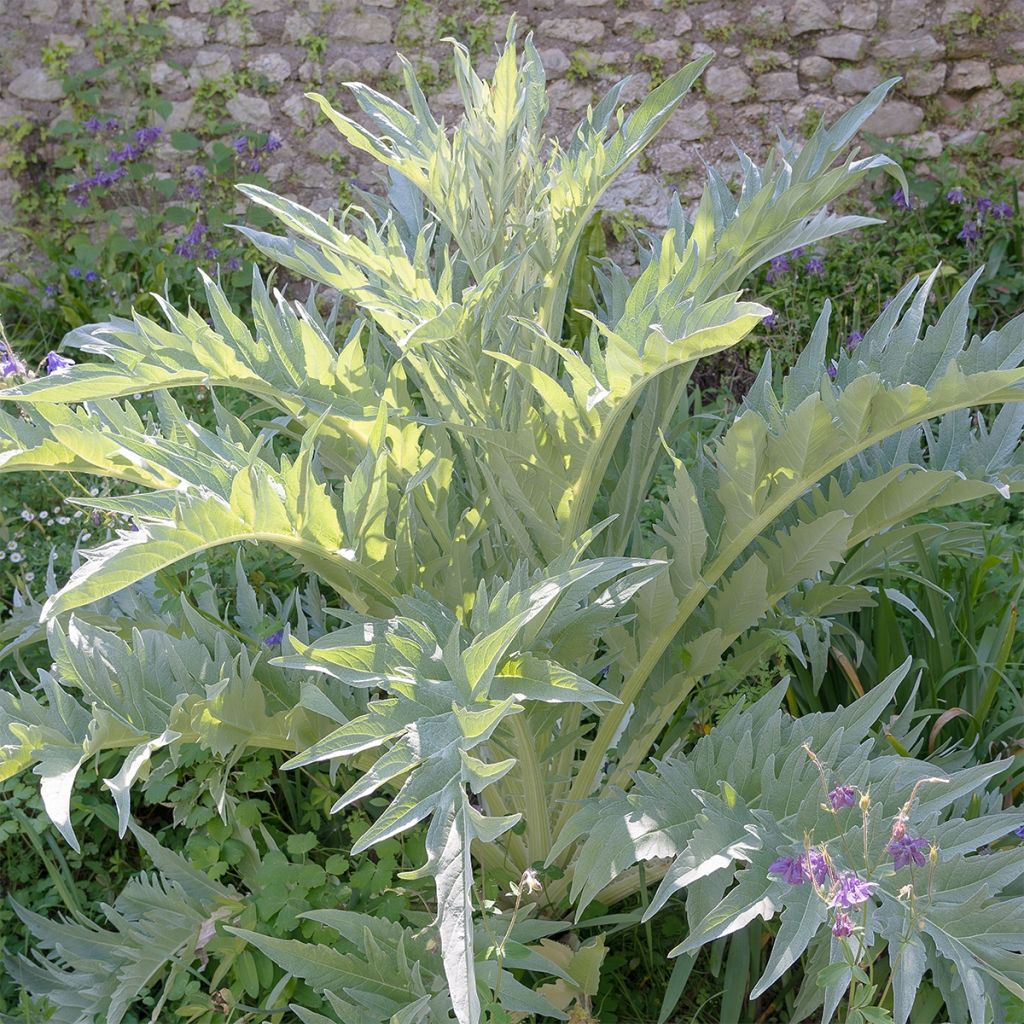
[2,0,1023,240]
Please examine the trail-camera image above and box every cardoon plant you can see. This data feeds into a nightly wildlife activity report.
[2,31,1024,1023]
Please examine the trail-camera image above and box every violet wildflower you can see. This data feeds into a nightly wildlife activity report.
[263,132,282,152]
[104,118,119,131]
[846,330,863,352]
[248,157,261,173]
[891,188,912,211]
[976,197,993,218]
[832,910,854,938]
[68,267,83,278]
[791,246,805,258]
[766,255,790,283]
[44,283,59,297]
[887,834,929,870]
[827,360,838,380]
[134,125,162,147]
[45,352,75,374]
[1,354,24,378]
[83,116,101,132]
[946,187,965,204]
[84,270,99,283]
[806,849,831,886]
[769,856,806,885]
[174,242,196,259]
[264,628,285,646]
[804,256,825,276]
[992,201,1014,221]
[830,871,877,909]
[185,221,207,245]
[1014,824,1024,839]
[828,785,856,810]
[958,221,980,244]
[763,312,778,329]
[233,136,249,154]
[226,257,243,271]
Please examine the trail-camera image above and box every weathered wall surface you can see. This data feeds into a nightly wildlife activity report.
[1,0,1023,235]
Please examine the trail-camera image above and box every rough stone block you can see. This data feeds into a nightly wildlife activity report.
[704,65,751,103]
[799,56,835,82]
[537,18,605,44]
[874,35,945,60]
[863,100,924,136]
[786,0,838,35]
[7,67,63,101]
[816,32,867,61]
[758,70,801,100]
[839,0,877,30]
[947,60,992,92]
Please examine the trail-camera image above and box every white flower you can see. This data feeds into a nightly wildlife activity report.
[10,552,23,563]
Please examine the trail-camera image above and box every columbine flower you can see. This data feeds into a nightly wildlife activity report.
[806,849,831,886]
[264,628,285,646]
[976,196,994,217]
[891,188,912,211]
[958,220,980,244]
[769,855,807,885]
[134,125,163,147]
[827,360,838,380]
[992,201,1014,221]
[263,132,282,152]
[248,157,261,173]
[83,116,101,132]
[763,313,778,329]
[804,256,825,276]
[84,270,99,283]
[831,871,876,908]
[69,267,83,278]
[828,785,856,810]
[766,255,790,283]
[832,910,854,938]
[887,834,929,870]
[1014,824,1024,839]
[185,221,207,245]
[46,352,74,374]
[1,354,24,378]
[233,136,249,154]
[846,330,863,352]
[226,257,242,271]
[946,187,965,204]
[44,283,58,297]
[104,118,119,131]
[174,242,196,258]
[521,868,543,894]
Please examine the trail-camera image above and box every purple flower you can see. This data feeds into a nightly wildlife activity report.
[187,165,206,179]
[976,197,994,217]
[830,871,877,909]
[205,245,220,259]
[185,221,207,245]
[248,157,261,173]
[1,354,24,378]
[804,256,825,276]
[827,360,838,380]
[1013,824,1024,839]
[946,187,965,204]
[83,116,101,132]
[763,313,779,329]
[769,855,806,885]
[134,125,163,147]
[84,270,99,282]
[174,242,196,259]
[71,191,90,207]
[832,910,854,938]
[958,220,980,244]
[887,834,929,870]
[104,118,119,131]
[992,201,1014,221]
[226,257,242,271]
[46,351,75,374]
[264,628,285,646]
[262,132,282,152]
[891,188,912,211]
[109,143,142,163]
[185,184,202,198]
[233,136,249,154]
[806,849,831,886]
[44,283,59,297]
[791,247,805,258]
[766,255,790,283]
[846,330,863,352]
[68,267,83,278]
[828,785,856,810]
